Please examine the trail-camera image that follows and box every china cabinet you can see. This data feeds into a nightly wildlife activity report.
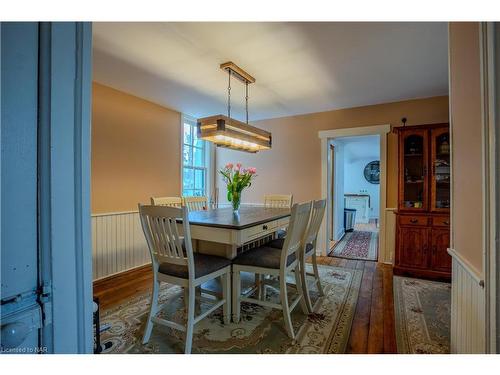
[394,123,451,280]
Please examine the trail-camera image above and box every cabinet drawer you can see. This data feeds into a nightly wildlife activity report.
[241,220,278,242]
[432,216,450,227]
[399,215,428,226]
[278,217,290,228]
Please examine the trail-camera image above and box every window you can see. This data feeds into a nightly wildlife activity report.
[182,115,209,197]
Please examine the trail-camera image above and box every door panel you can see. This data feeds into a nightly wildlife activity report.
[398,227,429,269]
[1,22,41,352]
[431,228,451,272]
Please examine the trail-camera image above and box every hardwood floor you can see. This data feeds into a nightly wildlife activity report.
[315,257,397,353]
[93,257,397,354]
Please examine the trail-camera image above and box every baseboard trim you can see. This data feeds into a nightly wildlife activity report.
[334,229,345,242]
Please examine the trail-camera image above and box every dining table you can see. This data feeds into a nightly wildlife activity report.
[184,206,291,259]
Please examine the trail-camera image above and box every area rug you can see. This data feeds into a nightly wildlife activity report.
[99,264,362,354]
[393,276,451,354]
[329,230,378,261]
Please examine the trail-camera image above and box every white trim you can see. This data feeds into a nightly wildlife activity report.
[479,21,498,353]
[448,248,484,285]
[181,113,213,199]
[318,124,392,140]
[180,114,186,196]
[447,22,456,258]
[92,210,139,217]
[450,251,486,353]
[38,22,93,353]
[318,124,391,260]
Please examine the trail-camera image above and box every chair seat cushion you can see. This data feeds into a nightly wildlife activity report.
[267,238,285,249]
[267,238,314,253]
[158,253,231,279]
[232,246,296,269]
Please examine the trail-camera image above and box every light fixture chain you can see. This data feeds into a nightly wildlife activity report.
[227,70,231,118]
[245,81,249,124]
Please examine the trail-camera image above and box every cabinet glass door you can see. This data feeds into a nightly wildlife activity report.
[431,128,450,212]
[399,129,428,211]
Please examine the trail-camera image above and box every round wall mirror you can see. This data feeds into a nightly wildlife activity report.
[364,160,380,184]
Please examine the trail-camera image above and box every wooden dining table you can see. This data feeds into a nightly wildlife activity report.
[185,206,291,259]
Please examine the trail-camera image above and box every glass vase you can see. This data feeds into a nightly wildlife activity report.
[231,191,241,213]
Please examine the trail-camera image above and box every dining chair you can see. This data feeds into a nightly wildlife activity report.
[183,196,208,211]
[263,194,293,208]
[267,199,326,313]
[231,201,311,339]
[138,204,231,354]
[150,196,183,207]
[264,194,293,239]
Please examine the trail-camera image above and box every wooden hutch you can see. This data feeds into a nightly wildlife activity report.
[394,123,451,280]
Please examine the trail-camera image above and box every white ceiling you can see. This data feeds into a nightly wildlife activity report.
[338,135,380,162]
[92,22,448,121]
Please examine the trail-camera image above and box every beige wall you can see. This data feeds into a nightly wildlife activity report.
[92,82,181,213]
[449,23,483,275]
[216,96,449,208]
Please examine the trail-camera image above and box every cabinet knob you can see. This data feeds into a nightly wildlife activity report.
[263,225,268,230]
[443,221,449,225]
[410,218,418,224]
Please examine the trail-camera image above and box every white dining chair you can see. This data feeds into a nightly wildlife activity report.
[263,194,293,208]
[267,199,326,313]
[264,194,293,239]
[150,196,183,207]
[231,202,311,339]
[183,196,208,211]
[138,204,231,354]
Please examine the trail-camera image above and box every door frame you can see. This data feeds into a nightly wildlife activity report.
[37,22,93,353]
[479,21,499,354]
[318,124,391,261]
[328,143,336,242]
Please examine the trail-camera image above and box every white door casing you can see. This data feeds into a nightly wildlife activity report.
[1,22,93,354]
[318,124,391,261]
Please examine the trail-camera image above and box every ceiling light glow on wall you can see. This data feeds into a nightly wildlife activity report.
[197,62,272,153]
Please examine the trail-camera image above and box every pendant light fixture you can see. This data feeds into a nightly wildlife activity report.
[197,62,272,153]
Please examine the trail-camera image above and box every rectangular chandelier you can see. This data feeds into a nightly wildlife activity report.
[197,115,272,153]
[197,62,272,153]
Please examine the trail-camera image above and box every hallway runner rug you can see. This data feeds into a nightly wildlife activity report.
[99,264,362,354]
[329,230,378,261]
[393,276,451,354]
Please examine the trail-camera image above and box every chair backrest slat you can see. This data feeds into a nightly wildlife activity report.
[151,196,183,207]
[162,217,176,258]
[280,201,312,265]
[263,194,293,209]
[139,204,194,271]
[172,218,185,258]
[304,199,327,253]
[183,196,208,211]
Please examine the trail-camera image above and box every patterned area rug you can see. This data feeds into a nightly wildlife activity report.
[100,264,362,354]
[329,230,378,261]
[393,276,451,354]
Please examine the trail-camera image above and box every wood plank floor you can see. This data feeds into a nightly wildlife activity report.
[93,257,397,354]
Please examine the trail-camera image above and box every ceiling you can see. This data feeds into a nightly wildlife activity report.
[93,22,449,121]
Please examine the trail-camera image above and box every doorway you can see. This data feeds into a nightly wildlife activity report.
[328,135,380,261]
[318,125,391,262]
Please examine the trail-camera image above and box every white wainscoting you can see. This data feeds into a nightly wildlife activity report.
[92,211,150,280]
[448,248,486,353]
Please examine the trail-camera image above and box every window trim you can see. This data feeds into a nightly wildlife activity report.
[181,114,213,199]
